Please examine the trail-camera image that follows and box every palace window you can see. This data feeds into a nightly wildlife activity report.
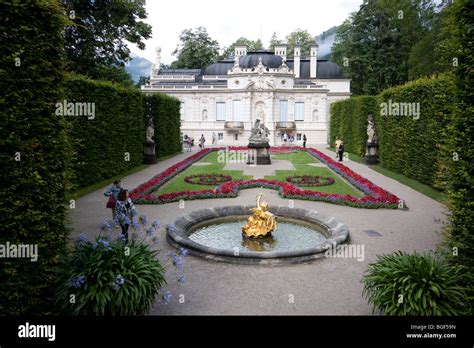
[218,133,223,140]
[297,133,302,141]
[279,100,288,122]
[295,102,305,121]
[233,100,242,122]
[234,134,238,141]
[180,102,186,121]
[216,102,226,121]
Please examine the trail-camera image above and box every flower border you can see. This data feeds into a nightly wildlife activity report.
[130,146,401,209]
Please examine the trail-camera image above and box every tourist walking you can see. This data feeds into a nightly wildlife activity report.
[199,134,206,148]
[115,189,136,243]
[212,132,216,145]
[338,141,345,162]
[283,133,288,145]
[303,134,307,148]
[104,180,122,221]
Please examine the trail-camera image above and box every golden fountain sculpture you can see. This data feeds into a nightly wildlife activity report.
[242,193,277,238]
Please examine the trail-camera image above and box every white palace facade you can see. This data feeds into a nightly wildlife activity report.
[141,44,351,146]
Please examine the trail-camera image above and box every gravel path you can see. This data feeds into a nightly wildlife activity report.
[69,145,447,315]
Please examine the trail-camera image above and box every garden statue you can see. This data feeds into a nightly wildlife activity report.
[247,117,271,165]
[364,114,379,165]
[144,118,156,164]
[242,193,277,238]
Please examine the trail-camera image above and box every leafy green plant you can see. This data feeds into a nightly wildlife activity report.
[56,216,187,315]
[362,251,469,315]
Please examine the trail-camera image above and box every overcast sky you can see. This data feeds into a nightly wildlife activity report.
[129,0,363,64]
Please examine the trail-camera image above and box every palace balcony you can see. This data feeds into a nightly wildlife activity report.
[275,121,296,130]
[224,121,244,132]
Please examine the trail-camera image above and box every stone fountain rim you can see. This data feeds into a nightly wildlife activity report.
[166,205,349,265]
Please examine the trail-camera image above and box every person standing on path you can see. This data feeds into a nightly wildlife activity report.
[199,134,206,149]
[115,189,136,243]
[335,137,342,159]
[338,141,345,162]
[283,133,288,145]
[212,132,216,145]
[104,180,122,221]
[303,134,307,148]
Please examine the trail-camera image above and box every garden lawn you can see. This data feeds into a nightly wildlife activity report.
[158,152,252,194]
[266,151,364,197]
[272,151,319,164]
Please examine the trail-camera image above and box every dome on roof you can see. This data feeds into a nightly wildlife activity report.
[239,51,283,69]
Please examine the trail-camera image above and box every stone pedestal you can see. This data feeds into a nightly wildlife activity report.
[144,141,156,164]
[247,142,271,165]
[363,142,379,165]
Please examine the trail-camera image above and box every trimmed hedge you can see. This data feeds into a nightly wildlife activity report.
[144,93,181,159]
[330,75,455,189]
[0,1,71,314]
[375,75,455,188]
[443,0,474,313]
[65,75,145,188]
[330,96,377,157]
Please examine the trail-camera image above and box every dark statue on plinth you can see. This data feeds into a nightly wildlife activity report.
[247,118,271,165]
[363,114,379,165]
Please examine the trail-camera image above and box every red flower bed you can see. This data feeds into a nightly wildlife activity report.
[130,147,401,209]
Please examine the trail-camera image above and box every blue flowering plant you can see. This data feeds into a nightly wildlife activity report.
[56,215,188,315]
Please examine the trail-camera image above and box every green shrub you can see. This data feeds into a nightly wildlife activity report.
[65,74,145,188]
[55,217,186,315]
[144,93,181,159]
[362,252,469,315]
[0,0,71,315]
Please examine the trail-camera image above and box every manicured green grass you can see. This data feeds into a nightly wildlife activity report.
[272,151,319,164]
[265,166,364,197]
[158,152,252,194]
[326,147,447,202]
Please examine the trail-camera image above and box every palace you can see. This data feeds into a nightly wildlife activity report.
[141,44,351,146]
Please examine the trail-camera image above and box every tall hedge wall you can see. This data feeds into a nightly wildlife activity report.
[144,93,181,159]
[64,75,145,188]
[0,0,71,314]
[444,0,474,312]
[374,75,455,188]
[329,75,455,189]
[330,96,377,156]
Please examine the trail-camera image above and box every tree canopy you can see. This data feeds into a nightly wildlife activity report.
[285,29,316,59]
[170,27,220,69]
[332,0,452,95]
[61,0,152,79]
[220,37,263,60]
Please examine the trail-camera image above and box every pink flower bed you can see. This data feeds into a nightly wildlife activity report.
[130,147,400,209]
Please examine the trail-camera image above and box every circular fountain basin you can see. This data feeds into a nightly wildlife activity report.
[166,206,349,264]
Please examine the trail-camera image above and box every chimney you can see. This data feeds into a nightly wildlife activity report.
[234,44,248,58]
[294,45,301,78]
[274,44,287,61]
[310,43,318,78]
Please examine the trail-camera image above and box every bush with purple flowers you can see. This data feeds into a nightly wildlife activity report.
[55,215,182,315]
